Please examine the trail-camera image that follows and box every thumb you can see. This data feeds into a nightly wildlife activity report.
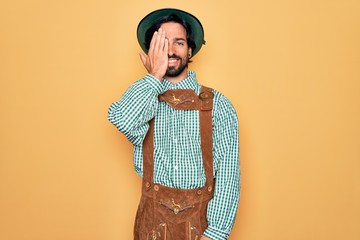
[139,52,147,66]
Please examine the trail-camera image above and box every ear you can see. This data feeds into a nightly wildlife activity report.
[188,48,192,58]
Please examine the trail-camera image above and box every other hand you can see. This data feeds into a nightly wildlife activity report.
[139,28,168,81]
[200,236,212,240]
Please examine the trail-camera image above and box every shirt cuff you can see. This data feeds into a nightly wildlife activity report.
[143,74,164,95]
[203,226,229,240]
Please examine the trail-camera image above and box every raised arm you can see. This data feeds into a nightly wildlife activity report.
[108,75,163,146]
[109,28,169,145]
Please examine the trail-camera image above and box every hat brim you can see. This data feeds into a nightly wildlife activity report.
[137,8,205,56]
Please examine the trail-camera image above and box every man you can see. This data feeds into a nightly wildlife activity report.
[108,8,240,240]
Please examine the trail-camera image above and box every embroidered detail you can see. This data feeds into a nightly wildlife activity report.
[160,199,194,215]
[189,222,200,240]
[167,93,195,105]
[157,222,166,240]
[148,230,157,240]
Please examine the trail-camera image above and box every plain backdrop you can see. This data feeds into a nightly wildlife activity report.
[1,0,359,239]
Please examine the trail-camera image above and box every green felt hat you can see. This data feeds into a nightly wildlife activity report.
[137,8,205,56]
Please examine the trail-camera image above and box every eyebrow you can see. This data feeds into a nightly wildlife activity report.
[164,37,187,42]
[174,38,186,41]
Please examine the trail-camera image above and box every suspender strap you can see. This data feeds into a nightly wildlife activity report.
[142,86,214,188]
[142,119,155,187]
[198,86,214,188]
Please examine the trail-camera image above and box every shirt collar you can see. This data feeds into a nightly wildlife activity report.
[162,71,199,91]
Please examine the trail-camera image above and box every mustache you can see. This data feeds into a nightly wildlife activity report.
[168,54,181,59]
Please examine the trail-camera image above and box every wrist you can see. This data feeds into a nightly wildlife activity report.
[149,71,164,81]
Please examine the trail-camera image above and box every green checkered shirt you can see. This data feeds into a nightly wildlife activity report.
[108,71,240,240]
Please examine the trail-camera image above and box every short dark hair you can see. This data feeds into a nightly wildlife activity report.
[144,14,197,55]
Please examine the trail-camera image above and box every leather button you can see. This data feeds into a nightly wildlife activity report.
[174,207,180,214]
[199,91,214,100]
[145,182,151,188]
[197,190,202,195]
[207,186,212,192]
[154,185,159,191]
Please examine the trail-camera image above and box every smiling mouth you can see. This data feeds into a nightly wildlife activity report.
[168,58,180,65]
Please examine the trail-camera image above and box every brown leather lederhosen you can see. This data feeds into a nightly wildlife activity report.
[134,86,215,240]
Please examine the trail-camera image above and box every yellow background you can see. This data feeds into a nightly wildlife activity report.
[1,0,359,239]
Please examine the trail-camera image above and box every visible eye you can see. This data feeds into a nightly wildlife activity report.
[175,41,185,46]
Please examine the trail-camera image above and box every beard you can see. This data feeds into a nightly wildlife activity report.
[165,54,189,77]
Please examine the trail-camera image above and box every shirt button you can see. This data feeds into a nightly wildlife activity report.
[145,182,151,188]
[207,186,213,192]
[154,185,159,191]
[197,190,202,195]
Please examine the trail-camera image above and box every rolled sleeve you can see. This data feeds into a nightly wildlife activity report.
[143,74,164,95]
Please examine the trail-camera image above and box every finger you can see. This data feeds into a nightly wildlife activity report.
[149,31,158,55]
[154,28,163,53]
[163,38,169,54]
[159,29,166,52]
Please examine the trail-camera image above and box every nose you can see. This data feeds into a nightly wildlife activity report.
[167,42,174,56]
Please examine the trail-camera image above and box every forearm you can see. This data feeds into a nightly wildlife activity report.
[108,74,164,145]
